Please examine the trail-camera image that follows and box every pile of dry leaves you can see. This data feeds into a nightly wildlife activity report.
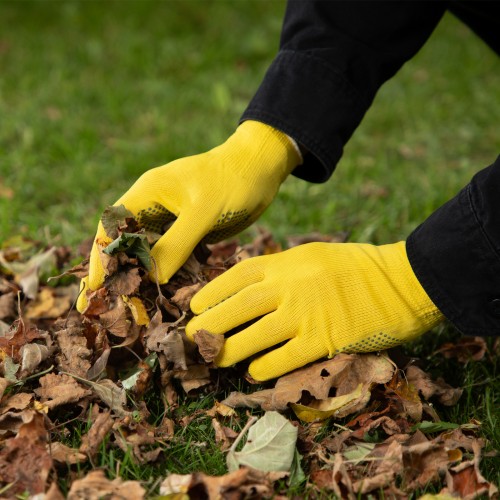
[0,209,497,499]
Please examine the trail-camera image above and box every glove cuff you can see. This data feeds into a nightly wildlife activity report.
[234,120,303,182]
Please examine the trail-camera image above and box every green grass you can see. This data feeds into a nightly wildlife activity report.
[1,0,499,495]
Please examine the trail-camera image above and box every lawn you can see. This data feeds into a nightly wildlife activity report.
[1,0,499,496]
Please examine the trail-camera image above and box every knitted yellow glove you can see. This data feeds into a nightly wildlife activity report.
[186,241,444,381]
[77,121,301,312]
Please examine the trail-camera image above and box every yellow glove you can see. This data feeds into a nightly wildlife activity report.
[77,121,301,312]
[186,241,444,381]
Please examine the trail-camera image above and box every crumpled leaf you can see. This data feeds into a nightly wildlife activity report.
[223,354,394,413]
[171,283,202,311]
[79,406,114,459]
[160,467,285,499]
[122,352,157,391]
[227,411,297,473]
[67,469,145,499]
[49,441,87,465]
[437,336,487,363]
[34,373,91,410]
[291,383,367,422]
[20,342,52,375]
[104,267,142,295]
[406,365,463,406]
[194,329,225,363]
[99,295,131,337]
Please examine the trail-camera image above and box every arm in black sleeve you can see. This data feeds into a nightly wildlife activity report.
[241,0,446,182]
[407,156,500,337]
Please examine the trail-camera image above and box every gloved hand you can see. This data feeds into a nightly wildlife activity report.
[186,241,444,381]
[77,121,301,312]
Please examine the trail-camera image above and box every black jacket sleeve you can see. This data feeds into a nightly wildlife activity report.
[407,157,500,337]
[240,1,500,336]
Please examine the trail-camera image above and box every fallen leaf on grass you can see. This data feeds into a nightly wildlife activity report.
[223,354,394,414]
[437,336,487,363]
[49,441,87,465]
[35,373,91,410]
[67,469,145,499]
[406,365,463,406]
[227,411,298,473]
[160,467,285,500]
[291,383,368,422]
[79,406,113,460]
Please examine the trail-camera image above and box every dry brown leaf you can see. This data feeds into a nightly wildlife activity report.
[406,365,463,406]
[79,407,113,459]
[104,267,142,295]
[437,336,487,363]
[55,324,92,378]
[444,439,498,500]
[171,283,202,311]
[194,329,225,363]
[160,467,281,500]
[0,391,32,414]
[402,439,451,489]
[174,362,211,393]
[49,441,87,464]
[223,354,394,412]
[206,401,237,418]
[99,295,131,338]
[0,411,53,496]
[387,370,423,421]
[146,320,187,371]
[352,440,403,494]
[0,320,47,362]
[20,342,52,375]
[67,469,146,499]
[35,373,91,410]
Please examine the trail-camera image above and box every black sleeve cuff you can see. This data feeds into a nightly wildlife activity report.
[240,50,370,184]
[407,156,500,336]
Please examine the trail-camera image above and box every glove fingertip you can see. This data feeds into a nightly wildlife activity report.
[76,277,89,313]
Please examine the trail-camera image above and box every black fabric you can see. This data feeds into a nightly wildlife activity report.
[240,1,500,336]
[407,157,500,336]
